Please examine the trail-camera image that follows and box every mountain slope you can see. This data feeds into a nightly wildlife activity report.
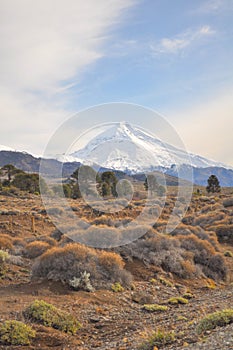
[0,150,81,178]
[71,122,230,172]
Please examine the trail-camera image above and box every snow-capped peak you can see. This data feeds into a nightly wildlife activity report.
[68,122,230,173]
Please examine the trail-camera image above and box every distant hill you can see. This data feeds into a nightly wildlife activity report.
[165,164,233,187]
[0,150,232,186]
[0,151,81,178]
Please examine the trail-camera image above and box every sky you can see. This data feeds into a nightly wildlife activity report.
[0,0,232,166]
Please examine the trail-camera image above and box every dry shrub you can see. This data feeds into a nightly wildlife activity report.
[32,243,132,289]
[171,225,192,236]
[180,260,196,276]
[115,232,227,280]
[115,235,194,279]
[210,224,233,244]
[67,226,121,248]
[0,234,13,251]
[200,203,222,213]
[171,225,219,249]
[11,238,26,256]
[12,238,26,247]
[50,229,63,241]
[24,241,51,259]
[26,236,56,246]
[98,250,124,270]
[182,215,194,225]
[177,234,227,280]
[193,212,225,228]
[91,216,115,227]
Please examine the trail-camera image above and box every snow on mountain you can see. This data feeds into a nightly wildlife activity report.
[70,122,229,173]
[0,145,16,152]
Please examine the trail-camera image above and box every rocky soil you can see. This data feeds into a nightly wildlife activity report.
[0,191,232,349]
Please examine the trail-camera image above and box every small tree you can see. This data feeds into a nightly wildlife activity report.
[101,171,117,197]
[12,173,45,194]
[101,182,111,197]
[70,166,99,198]
[144,174,161,196]
[206,175,221,193]
[0,164,22,181]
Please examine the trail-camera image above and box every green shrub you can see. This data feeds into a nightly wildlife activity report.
[24,300,81,334]
[224,250,233,258]
[140,329,176,349]
[143,304,168,312]
[183,292,194,299]
[167,297,188,305]
[0,320,35,345]
[111,282,124,292]
[197,309,233,334]
[158,276,173,287]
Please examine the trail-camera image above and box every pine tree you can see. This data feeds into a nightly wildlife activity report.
[206,175,221,193]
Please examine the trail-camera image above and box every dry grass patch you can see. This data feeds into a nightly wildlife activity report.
[0,234,13,251]
[24,241,51,259]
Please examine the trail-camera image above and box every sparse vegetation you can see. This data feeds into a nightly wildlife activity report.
[197,309,233,334]
[0,185,232,348]
[0,250,9,276]
[0,320,36,345]
[0,235,13,251]
[111,282,124,292]
[224,250,233,257]
[24,300,81,334]
[143,304,168,312]
[140,329,176,349]
[158,276,173,287]
[167,297,189,305]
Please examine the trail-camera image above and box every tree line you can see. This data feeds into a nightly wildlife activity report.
[0,164,221,197]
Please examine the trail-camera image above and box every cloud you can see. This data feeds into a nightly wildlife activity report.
[172,90,233,167]
[0,0,135,154]
[194,0,231,14]
[151,25,215,55]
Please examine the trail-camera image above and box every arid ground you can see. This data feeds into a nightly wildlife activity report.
[0,189,233,349]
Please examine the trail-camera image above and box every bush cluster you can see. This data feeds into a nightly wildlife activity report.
[114,232,228,281]
[32,243,132,290]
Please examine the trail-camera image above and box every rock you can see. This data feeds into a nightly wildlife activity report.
[131,291,154,304]
[223,198,233,208]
